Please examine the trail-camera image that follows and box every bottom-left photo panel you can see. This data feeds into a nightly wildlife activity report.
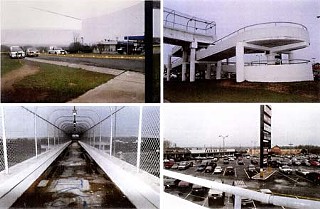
[0,105,160,209]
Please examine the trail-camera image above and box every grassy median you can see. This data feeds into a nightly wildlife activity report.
[2,58,114,102]
[1,55,25,75]
[164,80,320,102]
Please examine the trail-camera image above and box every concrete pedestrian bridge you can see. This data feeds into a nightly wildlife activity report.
[164,8,313,83]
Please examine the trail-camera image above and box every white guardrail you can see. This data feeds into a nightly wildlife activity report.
[163,170,320,209]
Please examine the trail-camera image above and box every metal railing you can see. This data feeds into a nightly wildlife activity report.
[163,170,320,209]
[164,7,216,36]
[250,59,310,66]
[212,22,308,45]
[0,106,68,174]
[81,106,160,177]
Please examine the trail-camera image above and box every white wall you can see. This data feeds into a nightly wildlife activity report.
[245,63,314,82]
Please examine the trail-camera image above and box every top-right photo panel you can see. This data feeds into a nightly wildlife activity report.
[163,0,320,103]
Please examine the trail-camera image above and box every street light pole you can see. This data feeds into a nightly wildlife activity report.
[219,135,228,157]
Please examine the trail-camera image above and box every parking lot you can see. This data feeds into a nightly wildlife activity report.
[164,156,320,208]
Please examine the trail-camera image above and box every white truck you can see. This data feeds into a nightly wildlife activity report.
[48,46,66,55]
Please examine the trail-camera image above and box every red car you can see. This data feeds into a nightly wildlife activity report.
[310,160,320,167]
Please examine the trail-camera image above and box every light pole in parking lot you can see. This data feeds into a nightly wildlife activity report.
[219,135,228,157]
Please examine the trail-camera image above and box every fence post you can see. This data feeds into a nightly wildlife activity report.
[34,109,38,158]
[136,106,143,173]
[1,107,9,174]
[109,107,113,157]
[47,124,50,150]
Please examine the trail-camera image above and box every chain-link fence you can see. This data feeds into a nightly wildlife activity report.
[82,106,160,177]
[0,106,68,173]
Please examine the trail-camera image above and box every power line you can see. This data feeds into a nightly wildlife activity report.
[30,7,82,21]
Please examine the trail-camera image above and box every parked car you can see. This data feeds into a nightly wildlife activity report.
[48,47,66,55]
[214,166,223,174]
[223,158,229,164]
[196,163,207,172]
[208,179,225,206]
[178,161,190,170]
[238,159,244,165]
[9,46,25,58]
[177,180,191,191]
[171,163,179,169]
[25,47,40,57]
[279,165,293,174]
[248,164,256,173]
[306,172,320,184]
[232,180,254,206]
[191,184,207,196]
[225,166,235,176]
[301,160,311,166]
[164,177,177,189]
[164,159,175,169]
[310,160,320,167]
[296,168,310,177]
[251,158,259,165]
[205,165,214,173]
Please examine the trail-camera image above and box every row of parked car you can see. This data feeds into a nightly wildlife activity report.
[8,46,67,59]
[279,165,320,184]
[9,46,40,59]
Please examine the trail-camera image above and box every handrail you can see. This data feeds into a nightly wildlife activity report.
[250,59,310,65]
[163,170,320,209]
[212,22,308,45]
[164,7,216,36]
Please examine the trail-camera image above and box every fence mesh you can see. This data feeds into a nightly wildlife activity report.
[0,110,4,172]
[141,106,160,177]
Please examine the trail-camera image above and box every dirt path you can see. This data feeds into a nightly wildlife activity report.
[2,64,40,91]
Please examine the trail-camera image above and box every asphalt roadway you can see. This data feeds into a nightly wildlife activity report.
[34,55,145,73]
[164,157,320,208]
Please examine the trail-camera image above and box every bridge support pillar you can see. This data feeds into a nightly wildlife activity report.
[205,64,211,80]
[216,61,222,80]
[236,42,245,82]
[167,55,172,81]
[288,52,293,64]
[267,52,277,65]
[182,48,188,81]
[190,41,198,82]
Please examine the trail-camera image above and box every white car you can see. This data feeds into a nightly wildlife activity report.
[213,166,223,174]
[48,47,66,55]
[9,46,25,58]
[26,47,40,57]
[279,165,293,174]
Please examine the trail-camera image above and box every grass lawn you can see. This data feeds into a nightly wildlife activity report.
[1,55,25,75]
[164,80,320,102]
[2,60,114,103]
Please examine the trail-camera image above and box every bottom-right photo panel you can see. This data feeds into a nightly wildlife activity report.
[162,104,320,209]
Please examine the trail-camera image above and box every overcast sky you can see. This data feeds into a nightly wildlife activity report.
[1,0,145,45]
[164,0,320,64]
[163,104,320,148]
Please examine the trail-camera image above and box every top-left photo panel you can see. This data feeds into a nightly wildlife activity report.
[1,0,160,103]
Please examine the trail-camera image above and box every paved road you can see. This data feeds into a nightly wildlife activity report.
[33,55,145,73]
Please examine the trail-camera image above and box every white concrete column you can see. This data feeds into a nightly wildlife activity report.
[190,41,197,82]
[182,49,188,81]
[288,53,293,64]
[267,52,276,65]
[167,55,172,81]
[236,42,245,82]
[216,61,222,80]
[205,64,211,80]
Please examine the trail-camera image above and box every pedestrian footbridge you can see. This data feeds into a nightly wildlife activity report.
[0,106,160,209]
[164,8,313,83]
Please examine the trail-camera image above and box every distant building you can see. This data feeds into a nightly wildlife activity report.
[164,147,191,161]
[93,40,118,54]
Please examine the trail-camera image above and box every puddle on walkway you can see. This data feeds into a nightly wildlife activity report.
[11,142,136,208]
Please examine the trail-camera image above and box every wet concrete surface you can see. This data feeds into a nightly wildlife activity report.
[164,157,320,208]
[11,141,135,208]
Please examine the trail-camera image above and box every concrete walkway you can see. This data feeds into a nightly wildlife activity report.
[26,57,145,103]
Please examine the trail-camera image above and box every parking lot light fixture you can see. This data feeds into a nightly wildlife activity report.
[219,135,228,157]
